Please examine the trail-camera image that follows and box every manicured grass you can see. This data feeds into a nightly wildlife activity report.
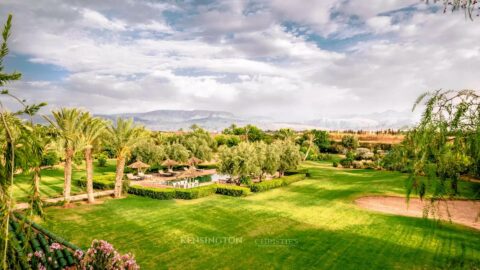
[40,161,480,269]
[13,159,117,202]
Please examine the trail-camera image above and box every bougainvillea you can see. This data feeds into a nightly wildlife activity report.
[77,240,140,270]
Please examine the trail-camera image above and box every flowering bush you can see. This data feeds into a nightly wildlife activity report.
[77,239,140,270]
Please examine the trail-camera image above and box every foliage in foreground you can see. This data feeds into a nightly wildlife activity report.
[383,90,480,201]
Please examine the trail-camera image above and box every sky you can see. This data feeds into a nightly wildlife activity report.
[1,0,479,121]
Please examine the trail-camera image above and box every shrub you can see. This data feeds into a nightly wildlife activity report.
[96,153,108,167]
[174,185,217,199]
[363,160,376,170]
[41,151,59,166]
[249,174,306,192]
[250,179,285,192]
[339,158,353,168]
[216,185,251,197]
[332,161,339,167]
[128,186,176,200]
[78,240,139,270]
[355,148,374,160]
[317,153,333,161]
[239,176,252,185]
[352,161,363,169]
[197,163,218,169]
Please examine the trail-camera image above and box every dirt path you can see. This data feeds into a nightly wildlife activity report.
[355,196,480,230]
[15,190,114,210]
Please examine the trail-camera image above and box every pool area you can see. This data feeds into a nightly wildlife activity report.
[132,171,230,189]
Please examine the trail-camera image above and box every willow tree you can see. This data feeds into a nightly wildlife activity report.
[80,115,107,203]
[407,89,479,200]
[107,118,146,198]
[48,108,88,203]
[425,0,478,19]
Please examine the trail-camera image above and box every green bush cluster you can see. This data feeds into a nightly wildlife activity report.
[75,174,129,192]
[96,152,108,167]
[41,150,59,166]
[249,174,306,192]
[216,185,251,197]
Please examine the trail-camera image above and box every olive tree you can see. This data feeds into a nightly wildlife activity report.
[275,140,302,176]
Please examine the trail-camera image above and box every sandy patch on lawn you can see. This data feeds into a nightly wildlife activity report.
[355,196,480,230]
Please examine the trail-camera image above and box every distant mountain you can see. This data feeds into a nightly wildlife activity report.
[98,109,417,131]
[307,110,417,131]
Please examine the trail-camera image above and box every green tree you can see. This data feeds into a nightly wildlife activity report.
[131,141,165,167]
[275,140,302,176]
[274,128,296,141]
[107,118,146,198]
[312,130,330,152]
[0,14,48,267]
[254,141,280,181]
[49,108,88,203]
[341,135,358,151]
[218,145,236,179]
[407,89,480,200]
[80,115,107,203]
[166,142,189,164]
[234,142,260,182]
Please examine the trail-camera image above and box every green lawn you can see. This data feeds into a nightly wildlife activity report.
[13,159,118,202]
[39,161,480,269]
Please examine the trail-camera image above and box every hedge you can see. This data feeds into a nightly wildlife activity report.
[174,185,217,199]
[128,185,217,200]
[249,174,306,192]
[129,183,254,200]
[128,186,176,200]
[216,185,251,197]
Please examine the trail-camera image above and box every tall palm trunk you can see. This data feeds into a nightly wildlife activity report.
[114,155,126,198]
[31,167,43,215]
[64,148,73,203]
[85,147,95,203]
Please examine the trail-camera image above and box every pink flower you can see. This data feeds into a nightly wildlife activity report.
[74,249,84,259]
[49,242,62,252]
[34,251,44,258]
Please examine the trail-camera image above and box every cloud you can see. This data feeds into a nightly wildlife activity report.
[1,0,479,123]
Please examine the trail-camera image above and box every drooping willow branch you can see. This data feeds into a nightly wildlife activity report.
[424,0,479,20]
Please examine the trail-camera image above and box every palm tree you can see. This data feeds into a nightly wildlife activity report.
[107,118,146,198]
[49,108,88,203]
[303,131,315,161]
[80,115,107,203]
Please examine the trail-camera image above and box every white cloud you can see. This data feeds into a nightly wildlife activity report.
[1,0,479,122]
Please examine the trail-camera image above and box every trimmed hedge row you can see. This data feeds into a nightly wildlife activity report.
[249,174,306,192]
[128,186,176,200]
[128,185,217,200]
[129,184,252,200]
[216,185,251,197]
[175,185,217,199]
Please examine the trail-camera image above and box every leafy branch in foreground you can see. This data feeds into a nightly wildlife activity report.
[0,13,48,269]
[424,0,479,20]
[407,89,479,202]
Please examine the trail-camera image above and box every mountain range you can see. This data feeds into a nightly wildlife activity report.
[98,109,417,131]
